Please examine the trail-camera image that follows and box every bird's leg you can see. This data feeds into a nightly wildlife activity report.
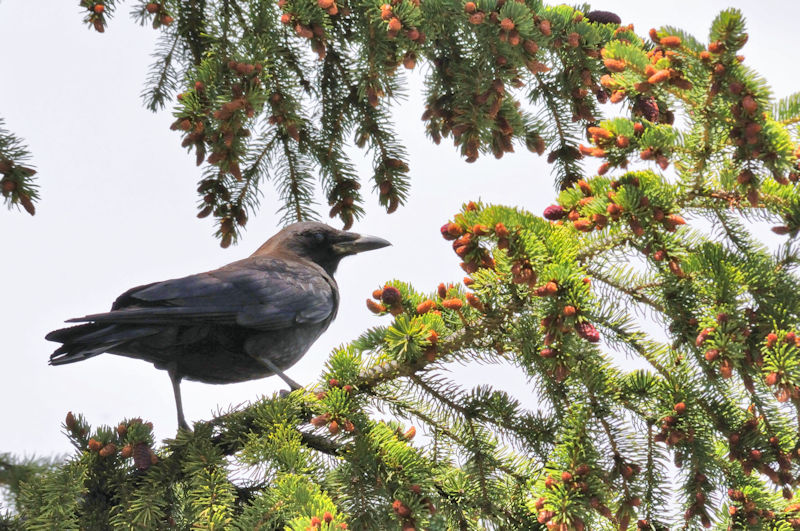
[167,365,190,431]
[255,356,303,391]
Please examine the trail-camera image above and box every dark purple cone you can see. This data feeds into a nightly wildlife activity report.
[637,97,660,122]
[133,442,152,471]
[585,10,621,25]
[380,286,402,306]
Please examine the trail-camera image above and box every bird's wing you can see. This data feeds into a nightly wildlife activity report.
[67,257,336,331]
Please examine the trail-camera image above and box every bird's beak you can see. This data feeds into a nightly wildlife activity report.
[333,233,391,255]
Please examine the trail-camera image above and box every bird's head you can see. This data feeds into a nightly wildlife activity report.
[254,221,391,275]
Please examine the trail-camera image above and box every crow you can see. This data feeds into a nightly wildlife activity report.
[46,222,390,429]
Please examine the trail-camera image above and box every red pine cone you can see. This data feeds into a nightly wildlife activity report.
[469,12,485,24]
[543,204,566,220]
[99,443,117,457]
[440,222,463,240]
[472,224,489,236]
[695,327,713,347]
[606,203,622,217]
[494,223,509,238]
[416,300,437,314]
[659,36,681,47]
[538,19,551,36]
[392,500,411,517]
[442,298,463,310]
[742,95,758,114]
[542,281,558,296]
[311,414,330,427]
[437,282,448,298]
[772,225,791,235]
[575,322,600,342]
[603,59,626,72]
[65,411,77,431]
[499,18,514,31]
[465,293,485,311]
[766,332,778,347]
[719,358,733,379]
[366,299,386,314]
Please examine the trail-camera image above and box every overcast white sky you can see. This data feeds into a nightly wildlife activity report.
[1,1,798,462]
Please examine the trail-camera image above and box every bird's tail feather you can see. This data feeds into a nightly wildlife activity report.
[47,323,158,365]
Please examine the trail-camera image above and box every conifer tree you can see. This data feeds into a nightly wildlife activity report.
[4,1,800,529]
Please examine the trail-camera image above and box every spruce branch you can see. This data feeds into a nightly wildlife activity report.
[0,119,38,216]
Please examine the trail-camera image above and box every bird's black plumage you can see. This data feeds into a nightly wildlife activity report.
[46,222,390,428]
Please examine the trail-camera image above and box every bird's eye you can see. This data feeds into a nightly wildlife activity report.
[308,231,325,244]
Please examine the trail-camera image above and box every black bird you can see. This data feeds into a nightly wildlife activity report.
[46,222,390,429]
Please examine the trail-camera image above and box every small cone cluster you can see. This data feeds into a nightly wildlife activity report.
[0,158,36,215]
[599,32,689,129]
[544,175,688,273]
[367,285,404,315]
[81,0,108,32]
[305,512,347,530]
[440,209,499,274]
[389,472,435,531]
[535,462,607,530]
[762,330,800,402]
[278,0,340,58]
[142,2,173,27]
[310,412,356,436]
[653,402,694,447]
